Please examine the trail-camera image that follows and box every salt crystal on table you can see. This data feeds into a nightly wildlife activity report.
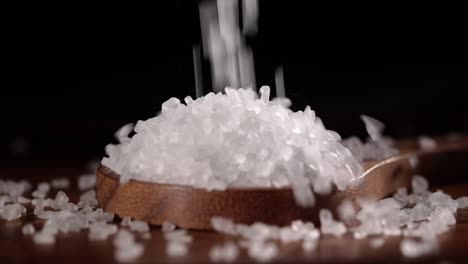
[88,222,118,240]
[113,229,135,248]
[17,196,31,204]
[115,243,144,263]
[400,238,437,258]
[320,209,347,237]
[412,175,429,195]
[166,241,189,257]
[78,174,96,191]
[33,231,56,245]
[164,229,193,244]
[410,203,432,222]
[0,203,26,221]
[50,178,70,189]
[129,220,150,233]
[79,190,98,208]
[162,221,176,232]
[247,241,278,262]
[51,191,69,210]
[369,237,385,248]
[456,196,468,209]
[209,242,239,262]
[22,223,36,235]
[337,200,356,223]
[121,216,132,227]
[211,217,237,235]
[418,136,437,150]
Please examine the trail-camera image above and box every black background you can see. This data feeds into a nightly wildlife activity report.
[2,1,467,164]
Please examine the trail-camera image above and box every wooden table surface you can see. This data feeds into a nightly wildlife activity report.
[1,163,468,264]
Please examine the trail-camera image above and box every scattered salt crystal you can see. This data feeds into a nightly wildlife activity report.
[302,237,318,252]
[419,136,437,150]
[209,242,239,262]
[164,229,193,244]
[33,231,56,245]
[410,203,432,222]
[78,174,96,191]
[247,241,278,262]
[320,209,347,237]
[52,191,69,210]
[456,196,468,209]
[412,175,429,194]
[369,237,385,248]
[162,221,176,232]
[121,217,132,227]
[50,178,70,189]
[129,220,150,233]
[166,241,189,257]
[37,182,50,194]
[400,238,437,258]
[113,229,144,262]
[0,203,26,221]
[337,200,356,223]
[211,217,237,235]
[17,196,31,204]
[88,222,118,240]
[79,190,98,208]
[22,223,36,235]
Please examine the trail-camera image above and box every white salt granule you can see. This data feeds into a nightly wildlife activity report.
[0,203,26,221]
[419,136,437,150]
[78,174,97,191]
[360,115,385,141]
[129,220,150,233]
[456,196,468,209]
[337,200,356,223]
[102,87,363,206]
[37,182,50,194]
[319,209,347,237]
[78,190,98,208]
[51,191,69,210]
[113,229,144,262]
[412,175,429,194]
[33,231,56,245]
[50,178,70,189]
[247,241,278,262]
[22,223,36,235]
[164,229,193,244]
[88,222,118,240]
[209,242,239,262]
[369,237,385,248]
[166,241,189,257]
[410,203,432,222]
[121,216,132,227]
[162,221,176,232]
[400,238,437,258]
[17,196,31,204]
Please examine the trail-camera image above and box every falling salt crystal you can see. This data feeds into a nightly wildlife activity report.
[419,136,437,150]
[456,197,468,209]
[22,223,36,235]
[209,242,239,262]
[400,238,437,258]
[360,115,385,141]
[166,241,189,257]
[121,217,132,227]
[37,182,50,194]
[337,200,356,223]
[17,196,31,204]
[162,221,176,232]
[50,178,70,189]
[0,203,26,221]
[369,237,385,248]
[129,220,150,233]
[412,175,429,194]
[78,174,96,191]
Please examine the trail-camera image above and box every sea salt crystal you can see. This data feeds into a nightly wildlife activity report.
[33,231,56,245]
[114,243,144,262]
[419,136,437,150]
[247,241,278,262]
[456,196,468,209]
[22,223,36,235]
[88,222,118,240]
[211,217,237,235]
[78,190,98,208]
[410,203,432,222]
[78,174,96,191]
[50,178,70,189]
[129,220,150,233]
[369,237,385,248]
[162,221,176,232]
[164,229,193,244]
[166,241,189,257]
[209,242,239,262]
[361,115,385,141]
[17,196,31,204]
[320,209,347,237]
[121,216,132,227]
[51,191,69,210]
[412,175,429,194]
[37,182,50,194]
[337,200,356,223]
[400,238,437,258]
[0,203,26,221]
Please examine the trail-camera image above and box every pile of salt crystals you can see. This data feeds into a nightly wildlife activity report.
[102,86,364,206]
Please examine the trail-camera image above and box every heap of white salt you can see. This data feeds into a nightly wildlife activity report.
[102,87,363,206]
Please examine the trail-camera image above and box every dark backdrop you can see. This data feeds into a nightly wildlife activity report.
[2,1,467,164]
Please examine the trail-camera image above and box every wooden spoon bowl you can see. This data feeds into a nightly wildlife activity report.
[96,134,468,230]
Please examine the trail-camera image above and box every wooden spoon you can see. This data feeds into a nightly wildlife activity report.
[96,134,468,229]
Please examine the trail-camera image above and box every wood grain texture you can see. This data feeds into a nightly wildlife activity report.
[96,134,468,229]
